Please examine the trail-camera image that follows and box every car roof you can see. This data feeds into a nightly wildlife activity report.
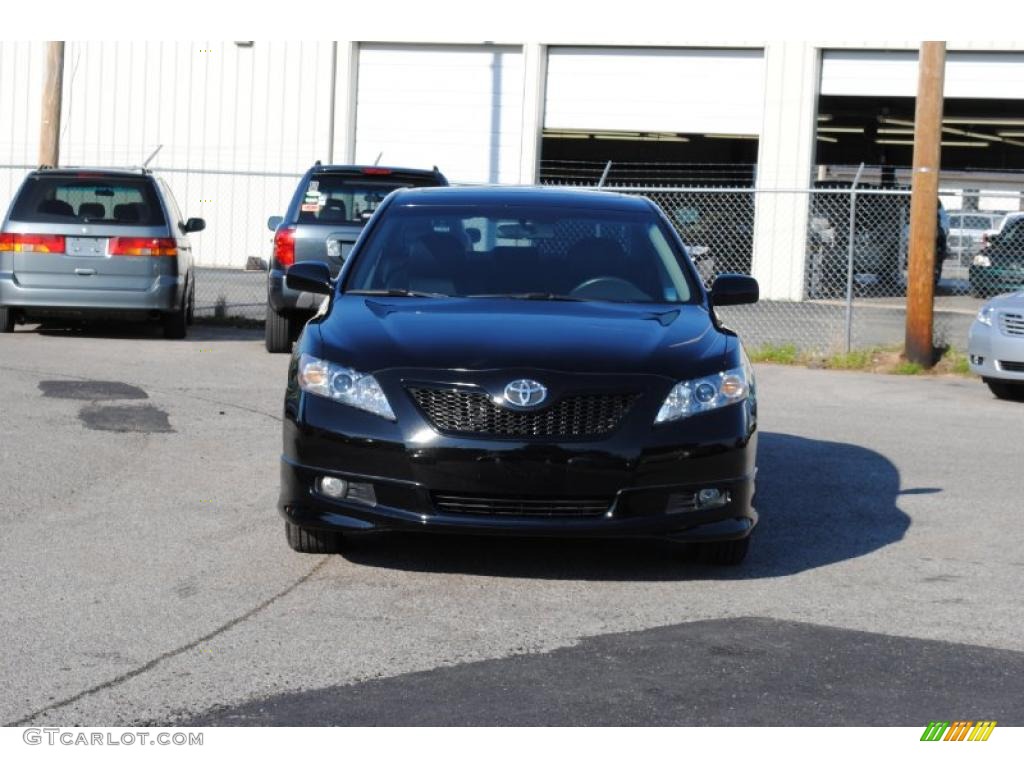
[387,185,653,212]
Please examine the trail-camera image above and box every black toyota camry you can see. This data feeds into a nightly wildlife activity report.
[279,186,760,565]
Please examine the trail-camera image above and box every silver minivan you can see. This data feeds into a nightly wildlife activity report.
[0,167,204,338]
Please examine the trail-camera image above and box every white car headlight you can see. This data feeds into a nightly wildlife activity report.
[656,365,751,424]
[976,306,994,326]
[973,253,992,267]
[297,353,395,420]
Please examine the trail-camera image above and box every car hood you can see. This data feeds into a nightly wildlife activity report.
[983,290,1024,310]
[314,296,729,379]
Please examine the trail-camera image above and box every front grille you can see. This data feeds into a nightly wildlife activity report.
[432,492,613,517]
[407,387,637,439]
[1000,312,1024,337]
[998,360,1024,373]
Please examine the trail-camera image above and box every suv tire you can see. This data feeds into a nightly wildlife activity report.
[0,306,14,333]
[285,521,344,554]
[265,307,295,353]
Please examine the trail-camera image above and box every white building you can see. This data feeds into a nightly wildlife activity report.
[2,40,1024,299]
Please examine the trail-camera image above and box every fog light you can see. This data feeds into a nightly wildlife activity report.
[697,488,728,509]
[970,355,984,365]
[345,481,377,507]
[318,476,348,499]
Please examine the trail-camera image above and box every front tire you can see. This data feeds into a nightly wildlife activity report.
[696,536,750,566]
[0,306,14,333]
[265,307,296,353]
[285,521,344,554]
[986,379,1024,401]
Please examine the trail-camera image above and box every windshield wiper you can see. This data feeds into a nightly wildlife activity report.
[347,288,449,298]
[466,292,588,302]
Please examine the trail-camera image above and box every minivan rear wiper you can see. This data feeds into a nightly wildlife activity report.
[347,288,449,298]
[466,292,588,302]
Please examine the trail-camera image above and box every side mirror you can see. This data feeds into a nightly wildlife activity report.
[710,274,759,306]
[286,261,332,295]
[267,215,284,232]
[182,217,206,234]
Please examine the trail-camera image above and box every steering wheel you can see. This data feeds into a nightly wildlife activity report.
[569,276,652,302]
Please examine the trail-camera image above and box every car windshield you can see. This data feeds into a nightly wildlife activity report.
[296,173,435,226]
[344,204,698,304]
[9,175,166,226]
[951,214,997,230]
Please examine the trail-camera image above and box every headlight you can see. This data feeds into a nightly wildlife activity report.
[656,365,750,424]
[297,353,395,420]
[976,306,994,326]
[973,253,992,267]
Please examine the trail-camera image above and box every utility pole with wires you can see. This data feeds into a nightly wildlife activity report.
[905,41,946,367]
[38,42,65,167]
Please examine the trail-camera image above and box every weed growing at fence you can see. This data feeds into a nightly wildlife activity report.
[748,343,974,378]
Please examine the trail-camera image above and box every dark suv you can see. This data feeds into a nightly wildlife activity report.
[264,163,448,352]
[0,167,204,337]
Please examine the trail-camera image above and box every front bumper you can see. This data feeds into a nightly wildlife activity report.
[279,375,758,542]
[968,317,1024,381]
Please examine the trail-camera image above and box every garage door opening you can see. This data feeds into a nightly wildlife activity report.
[539,131,758,186]
[815,94,1024,177]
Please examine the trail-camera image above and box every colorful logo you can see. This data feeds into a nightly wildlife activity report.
[920,721,997,741]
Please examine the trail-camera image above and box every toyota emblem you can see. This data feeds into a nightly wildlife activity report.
[503,379,548,408]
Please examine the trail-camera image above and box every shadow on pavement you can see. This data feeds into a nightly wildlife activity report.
[24,320,263,343]
[339,432,913,581]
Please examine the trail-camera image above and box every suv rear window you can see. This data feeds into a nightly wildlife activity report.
[296,172,439,225]
[10,175,166,226]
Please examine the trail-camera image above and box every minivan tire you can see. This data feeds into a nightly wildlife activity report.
[265,307,295,353]
[162,295,188,339]
[0,306,14,333]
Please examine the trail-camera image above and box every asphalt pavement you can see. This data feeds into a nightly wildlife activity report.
[1,322,1022,726]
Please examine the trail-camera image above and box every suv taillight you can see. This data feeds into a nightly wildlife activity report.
[109,237,178,256]
[0,233,66,253]
[274,226,296,267]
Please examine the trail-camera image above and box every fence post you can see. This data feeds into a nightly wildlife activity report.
[844,162,866,353]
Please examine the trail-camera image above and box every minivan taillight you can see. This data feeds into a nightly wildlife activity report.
[0,233,66,253]
[109,237,178,256]
[274,226,296,267]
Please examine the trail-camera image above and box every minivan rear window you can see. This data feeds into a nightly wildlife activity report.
[9,175,166,226]
[296,173,437,226]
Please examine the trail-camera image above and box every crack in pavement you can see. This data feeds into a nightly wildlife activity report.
[6,557,328,726]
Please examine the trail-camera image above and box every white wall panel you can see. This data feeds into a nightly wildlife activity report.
[544,47,764,135]
[822,50,1024,99]
[355,44,525,184]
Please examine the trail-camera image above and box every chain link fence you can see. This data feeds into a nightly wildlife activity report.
[558,182,1024,356]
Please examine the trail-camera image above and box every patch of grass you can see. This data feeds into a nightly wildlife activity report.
[822,348,879,371]
[891,360,924,375]
[934,347,972,376]
[748,342,975,378]
[748,343,801,365]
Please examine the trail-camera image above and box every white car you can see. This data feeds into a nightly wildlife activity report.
[948,211,1005,265]
[968,291,1024,400]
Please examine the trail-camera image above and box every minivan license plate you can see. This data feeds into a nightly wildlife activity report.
[65,237,107,257]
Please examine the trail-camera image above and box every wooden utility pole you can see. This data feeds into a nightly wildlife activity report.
[905,41,946,366]
[38,42,65,167]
